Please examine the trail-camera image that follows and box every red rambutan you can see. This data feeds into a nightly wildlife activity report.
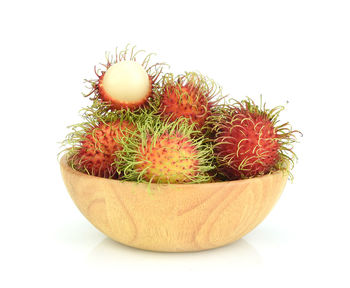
[213,98,299,179]
[70,120,135,178]
[157,72,222,129]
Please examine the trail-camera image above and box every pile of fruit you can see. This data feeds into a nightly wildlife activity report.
[61,45,299,184]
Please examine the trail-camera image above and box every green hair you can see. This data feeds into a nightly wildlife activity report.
[115,115,216,184]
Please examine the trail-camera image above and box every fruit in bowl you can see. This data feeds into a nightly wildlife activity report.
[60,45,300,252]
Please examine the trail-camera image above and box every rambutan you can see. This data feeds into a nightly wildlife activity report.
[212,98,299,180]
[72,120,134,178]
[115,117,214,184]
[156,72,222,130]
[84,45,166,111]
[61,108,137,178]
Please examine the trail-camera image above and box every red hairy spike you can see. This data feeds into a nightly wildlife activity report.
[212,98,299,180]
[158,73,221,129]
[72,120,135,178]
[160,83,212,128]
[216,111,279,179]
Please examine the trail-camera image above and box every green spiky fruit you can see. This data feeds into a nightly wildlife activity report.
[157,72,222,129]
[84,45,166,111]
[212,98,299,180]
[116,117,215,184]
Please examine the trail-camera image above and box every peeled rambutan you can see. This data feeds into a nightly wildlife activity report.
[115,117,214,184]
[84,45,166,111]
[157,72,222,129]
[68,119,135,178]
[213,98,299,180]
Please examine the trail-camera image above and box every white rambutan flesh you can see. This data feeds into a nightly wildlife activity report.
[100,61,151,107]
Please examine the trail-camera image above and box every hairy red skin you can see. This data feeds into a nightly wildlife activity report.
[160,84,212,128]
[73,120,135,178]
[215,110,280,179]
[98,73,153,110]
[135,132,200,183]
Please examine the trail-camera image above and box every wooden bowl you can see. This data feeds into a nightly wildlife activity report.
[60,155,288,252]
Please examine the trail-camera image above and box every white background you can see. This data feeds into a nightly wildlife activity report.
[1,0,349,287]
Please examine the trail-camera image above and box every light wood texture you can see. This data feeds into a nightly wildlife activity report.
[60,155,288,252]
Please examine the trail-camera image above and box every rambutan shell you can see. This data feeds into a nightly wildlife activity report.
[215,111,280,179]
[160,84,211,128]
[135,133,200,183]
[72,120,135,178]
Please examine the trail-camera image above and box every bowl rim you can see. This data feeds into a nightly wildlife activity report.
[60,153,285,188]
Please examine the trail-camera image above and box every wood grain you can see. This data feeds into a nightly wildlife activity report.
[60,155,288,252]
